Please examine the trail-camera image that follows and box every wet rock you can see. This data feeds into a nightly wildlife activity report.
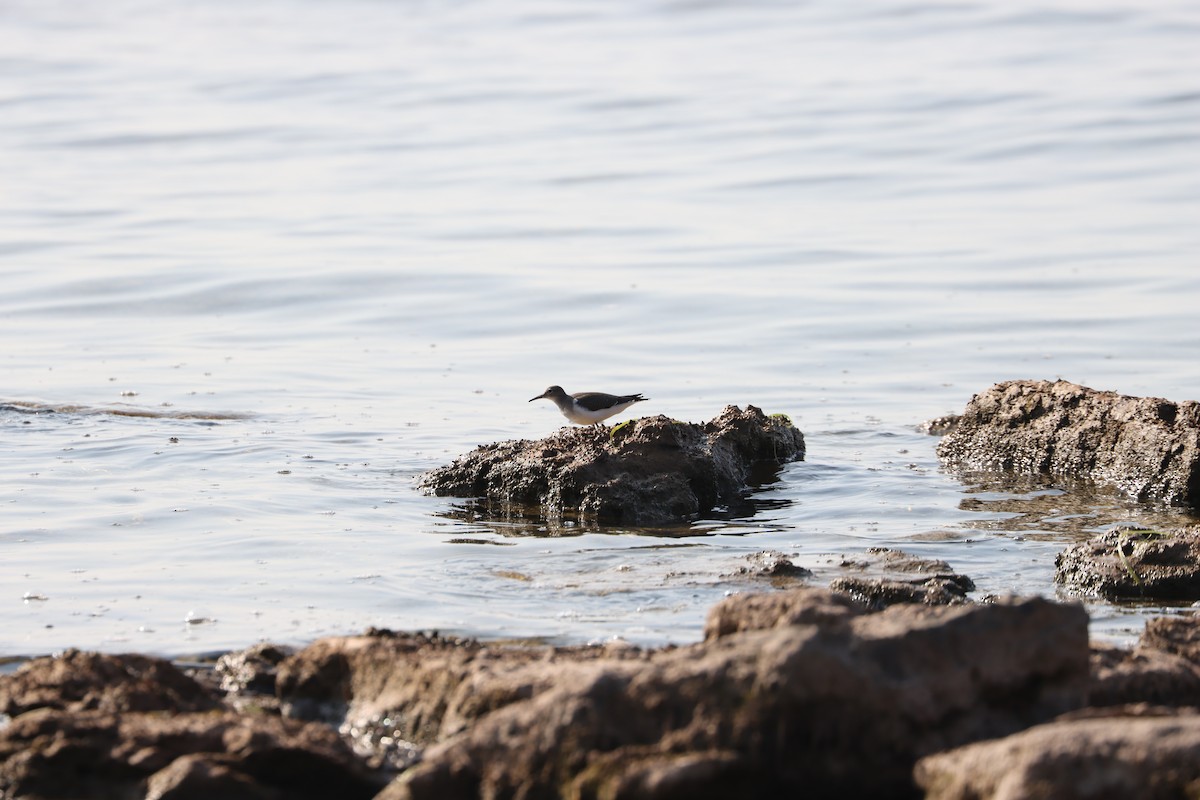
[0,649,219,717]
[829,574,975,609]
[914,708,1200,800]
[418,405,805,525]
[828,547,976,609]
[0,709,386,800]
[384,590,1089,799]
[1055,526,1200,599]
[919,414,961,436]
[936,379,1200,505]
[729,550,813,580]
[216,642,294,696]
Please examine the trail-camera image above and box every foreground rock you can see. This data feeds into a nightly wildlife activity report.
[16,592,1200,799]
[0,653,386,800]
[915,708,1200,800]
[1055,526,1200,600]
[0,649,218,717]
[383,591,1088,799]
[275,630,650,771]
[0,709,384,800]
[937,379,1200,506]
[418,405,805,525]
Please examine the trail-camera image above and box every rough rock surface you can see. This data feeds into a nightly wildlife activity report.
[274,629,651,772]
[702,588,863,640]
[418,405,805,525]
[936,379,1200,505]
[1088,612,1200,708]
[829,547,976,609]
[18,589,1200,800]
[0,651,387,800]
[0,708,384,800]
[1088,643,1200,708]
[829,574,975,609]
[915,708,1200,800]
[1055,526,1200,600]
[1141,612,1200,661]
[0,649,218,717]
[384,590,1089,799]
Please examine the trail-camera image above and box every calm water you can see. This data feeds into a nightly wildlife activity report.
[2,0,1198,657]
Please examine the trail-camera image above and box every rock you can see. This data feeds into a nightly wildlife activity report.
[418,405,805,525]
[216,642,294,695]
[384,589,1089,799]
[275,630,650,771]
[1141,613,1200,661]
[730,550,813,580]
[0,709,386,800]
[914,708,1200,800]
[919,414,961,435]
[829,574,975,609]
[145,754,280,800]
[936,379,1200,505]
[0,649,219,717]
[1055,526,1200,600]
[1088,643,1200,708]
[703,587,864,640]
[828,547,976,609]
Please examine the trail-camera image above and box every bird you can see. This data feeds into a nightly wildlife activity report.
[529,385,648,426]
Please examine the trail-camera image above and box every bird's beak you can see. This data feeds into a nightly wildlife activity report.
[529,392,545,402]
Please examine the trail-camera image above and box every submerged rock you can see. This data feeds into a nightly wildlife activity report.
[1055,526,1200,600]
[419,405,805,525]
[936,379,1200,506]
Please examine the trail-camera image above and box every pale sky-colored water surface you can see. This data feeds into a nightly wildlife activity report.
[2,0,1199,656]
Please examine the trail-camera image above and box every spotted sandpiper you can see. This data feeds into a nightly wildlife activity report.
[529,386,648,426]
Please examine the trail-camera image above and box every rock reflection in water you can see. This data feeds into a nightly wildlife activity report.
[948,469,1199,542]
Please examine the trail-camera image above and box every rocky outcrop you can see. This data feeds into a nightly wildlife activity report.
[915,708,1200,800]
[1088,644,1200,708]
[382,590,1088,799]
[0,649,218,717]
[274,629,649,772]
[0,709,385,800]
[1089,611,1200,708]
[16,590,1200,800]
[1055,526,1200,600]
[0,652,387,800]
[936,379,1200,505]
[418,405,805,525]
[917,613,1200,798]
[1141,612,1200,661]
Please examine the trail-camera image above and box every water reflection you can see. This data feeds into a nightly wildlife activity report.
[434,488,796,540]
[947,469,1199,542]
